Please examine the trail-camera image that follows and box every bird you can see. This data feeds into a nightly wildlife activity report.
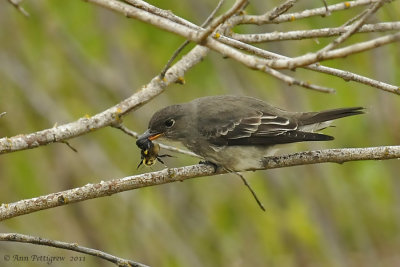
[137,95,364,172]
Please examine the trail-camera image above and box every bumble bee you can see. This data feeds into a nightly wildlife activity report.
[136,139,172,168]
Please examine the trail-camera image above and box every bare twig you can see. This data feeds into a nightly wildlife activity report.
[7,0,29,17]
[198,0,248,43]
[113,124,201,158]
[321,0,331,17]
[235,0,378,25]
[261,66,335,93]
[260,0,298,21]
[86,0,400,94]
[1,145,400,221]
[87,0,400,94]
[215,34,400,94]
[228,170,266,211]
[0,112,6,118]
[343,6,372,27]
[60,140,78,153]
[123,0,199,30]
[264,32,400,69]
[318,0,387,53]
[317,32,400,61]
[232,22,400,43]
[160,0,226,78]
[0,233,148,267]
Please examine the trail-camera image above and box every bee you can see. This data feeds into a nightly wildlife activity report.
[136,139,172,168]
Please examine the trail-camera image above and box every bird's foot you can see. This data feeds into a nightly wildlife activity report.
[199,160,220,173]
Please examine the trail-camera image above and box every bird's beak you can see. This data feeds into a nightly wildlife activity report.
[136,129,163,146]
[139,129,163,141]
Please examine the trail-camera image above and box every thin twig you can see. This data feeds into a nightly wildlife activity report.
[263,0,298,21]
[1,145,400,221]
[317,32,400,61]
[0,233,149,267]
[264,32,400,69]
[228,170,266,211]
[235,0,378,25]
[6,0,29,17]
[198,0,248,43]
[232,22,400,43]
[159,42,190,79]
[160,0,226,78]
[123,0,199,30]
[321,0,331,17]
[113,124,201,158]
[261,65,335,93]
[343,7,371,27]
[60,140,78,153]
[0,112,6,118]
[318,0,387,53]
[215,34,400,94]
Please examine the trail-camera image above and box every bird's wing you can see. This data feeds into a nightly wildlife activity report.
[203,111,333,146]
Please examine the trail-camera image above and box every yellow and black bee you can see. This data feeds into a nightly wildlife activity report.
[136,138,172,168]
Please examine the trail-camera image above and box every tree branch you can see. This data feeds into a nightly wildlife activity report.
[123,0,199,30]
[6,0,29,17]
[262,31,400,69]
[75,1,340,92]
[215,33,400,94]
[1,145,399,221]
[264,0,298,21]
[198,0,248,43]
[317,0,387,53]
[160,0,226,78]
[232,22,400,43]
[260,66,334,93]
[85,0,400,94]
[235,0,378,25]
[0,45,209,154]
[0,233,149,267]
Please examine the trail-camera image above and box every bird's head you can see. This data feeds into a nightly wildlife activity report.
[136,104,190,147]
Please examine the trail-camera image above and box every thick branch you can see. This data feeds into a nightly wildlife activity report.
[1,145,399,221]
[0,233,148,267]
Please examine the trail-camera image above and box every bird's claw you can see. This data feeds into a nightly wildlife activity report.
[199,160,219,173]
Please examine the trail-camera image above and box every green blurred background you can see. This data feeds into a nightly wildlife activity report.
[1,0,400,266]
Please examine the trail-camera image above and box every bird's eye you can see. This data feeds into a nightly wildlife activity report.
[165,119,175,128]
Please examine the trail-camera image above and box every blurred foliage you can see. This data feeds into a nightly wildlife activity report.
[1,0,400,266]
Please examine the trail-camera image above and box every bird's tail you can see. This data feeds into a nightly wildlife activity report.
[298,107,364,133]
[301,107,364,124]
